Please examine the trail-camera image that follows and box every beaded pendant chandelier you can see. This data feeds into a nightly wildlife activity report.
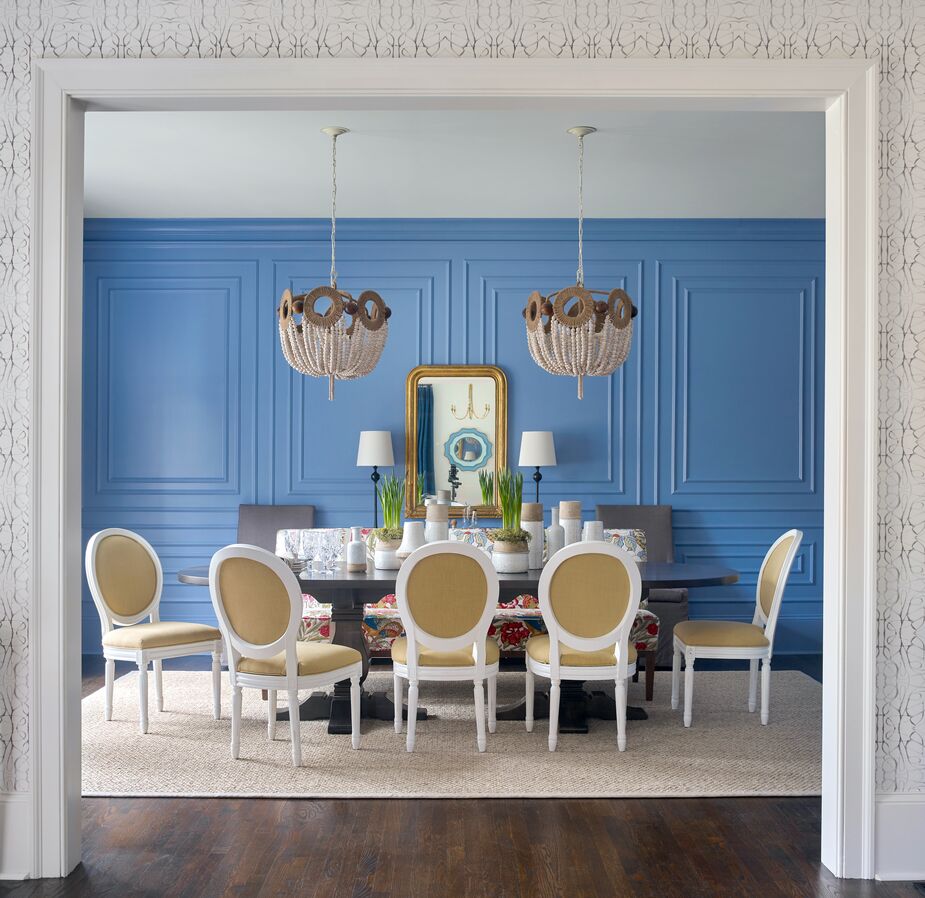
[524,126,637,399]
[278,127,391,400]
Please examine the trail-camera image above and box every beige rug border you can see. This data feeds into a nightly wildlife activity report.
[81,670,822,800]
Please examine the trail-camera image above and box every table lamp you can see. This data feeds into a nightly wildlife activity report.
[357,430,394,528]
[518,431,557,502]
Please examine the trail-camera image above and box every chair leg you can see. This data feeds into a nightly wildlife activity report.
[212,651,222,720]
[748,659,759,712]
[137,660,149,734]
[153,660,164,712]
[525,667,535,733]
[288,689,301,767]
[615,677,627,752]
[671,645,681,710]
[548,680,560,752]
[231,685,242,759]
[473,679,487,752]
[683,651,695,728]
[393,673,403,734]
[488,675,497,734]
[760,659,771,725]
[267,689,277,741]
[406,682,419,752]
[104,659,114,722]
[350,675,361,750]
[644,651,655,702]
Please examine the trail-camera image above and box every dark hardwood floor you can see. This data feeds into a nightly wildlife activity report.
[3,797,922,898]
[5,656,918,898]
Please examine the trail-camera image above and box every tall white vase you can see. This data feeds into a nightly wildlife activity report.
[346,527,367,572]
[560,500,582,546]
[546,508,565,562]
[425,502,449,542]
[522,502,545,569]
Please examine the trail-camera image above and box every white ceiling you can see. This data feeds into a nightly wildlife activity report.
[83,109,824,219]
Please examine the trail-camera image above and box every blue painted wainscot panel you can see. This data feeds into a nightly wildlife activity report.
[83,219,824,653]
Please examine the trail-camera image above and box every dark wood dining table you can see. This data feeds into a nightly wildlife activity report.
[177,560,739,736]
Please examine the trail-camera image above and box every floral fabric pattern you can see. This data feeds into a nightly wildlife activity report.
[603,529,648,562]
[299,590,659,655]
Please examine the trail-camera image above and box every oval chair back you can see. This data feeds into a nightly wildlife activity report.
[538,541,642,680]
[209,544,302,686]
[753,529,803,651]
[394,540,499,679]
[85,528,163,636]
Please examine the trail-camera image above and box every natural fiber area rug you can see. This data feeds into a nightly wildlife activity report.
[82,669,821,798]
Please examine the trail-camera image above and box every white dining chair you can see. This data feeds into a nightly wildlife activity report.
[209,544,362,766]
[525,541,642,752]
[85,527,224,734]
[392,540,500,752]
[671,529,803,727]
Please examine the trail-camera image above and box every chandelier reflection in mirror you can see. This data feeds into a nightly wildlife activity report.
[524,126,637,399]
[278,127,391,400]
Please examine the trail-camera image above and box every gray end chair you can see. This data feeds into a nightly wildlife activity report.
[236,505,316,552]
[595,504,688,669]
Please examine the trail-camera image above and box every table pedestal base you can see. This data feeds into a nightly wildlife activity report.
[276,686,427,734]
[496,682,647,733]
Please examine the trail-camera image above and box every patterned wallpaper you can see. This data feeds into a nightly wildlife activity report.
[0,0,921,794]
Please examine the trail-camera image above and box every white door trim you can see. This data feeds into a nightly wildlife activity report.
[28,57,878,879]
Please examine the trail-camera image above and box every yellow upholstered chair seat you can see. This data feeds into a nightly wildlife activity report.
[674,620,769,648]
[525,634,637,668]
[236,640,361,676]
[102,621,221,650]
[391,636,499,667]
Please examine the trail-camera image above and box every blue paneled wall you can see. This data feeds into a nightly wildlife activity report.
[83,219,824,653]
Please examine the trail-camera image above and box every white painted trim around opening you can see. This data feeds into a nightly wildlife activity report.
[24,57,879,880]
[875,794,925,881]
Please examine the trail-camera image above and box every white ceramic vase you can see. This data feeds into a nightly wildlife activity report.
[522,502,545,569]
[582,520,604,542]
[374,538,402,570]
[346,527,368,572]
[425,502,449,542]
[546,508,565,562]
[396,521,425,560]
[560,500,582,546]
[491,540,529,573]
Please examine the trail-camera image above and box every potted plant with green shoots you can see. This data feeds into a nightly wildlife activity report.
[487,469,530,573]
[478,470,494,507]
[373,474,405,570]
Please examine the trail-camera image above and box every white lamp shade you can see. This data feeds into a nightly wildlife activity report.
[518,431,557,467]
[356,430,394,467]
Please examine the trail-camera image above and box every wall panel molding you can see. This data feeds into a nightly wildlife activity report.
[82,218,824,654]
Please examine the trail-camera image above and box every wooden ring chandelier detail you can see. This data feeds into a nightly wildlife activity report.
[277,127,392,400]
[523,126,637,399]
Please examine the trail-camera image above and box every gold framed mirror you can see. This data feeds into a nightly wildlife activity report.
[405,365,507,518]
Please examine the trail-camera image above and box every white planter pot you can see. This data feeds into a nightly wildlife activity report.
[374,539,402,570]
[491,542,529,573]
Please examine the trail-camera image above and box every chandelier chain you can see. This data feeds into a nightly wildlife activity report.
[576,133,584,288]
[330,132,338,288]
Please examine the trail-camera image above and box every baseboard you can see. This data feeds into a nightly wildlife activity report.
[0,792,33,879]
[875,792,925,881]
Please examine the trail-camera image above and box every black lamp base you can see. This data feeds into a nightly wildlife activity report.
[371,466,381,529]
[533,466,542,503]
